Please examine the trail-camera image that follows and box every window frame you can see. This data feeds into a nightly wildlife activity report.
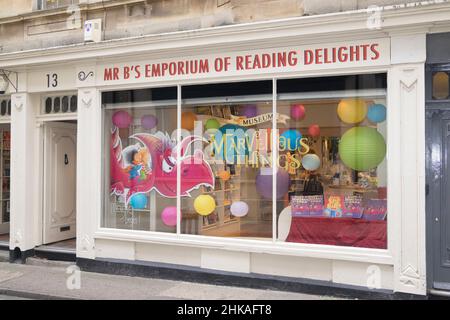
[97,69,394,266]
[35,0,79,11]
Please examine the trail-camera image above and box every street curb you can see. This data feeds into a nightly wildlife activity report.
[0,288,81,300]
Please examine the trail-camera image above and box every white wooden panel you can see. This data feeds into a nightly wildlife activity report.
[135,243,201,267]
[332,260,394,290]
[201,248,250,273]
[251,253,332,281]
[95,239,135,261]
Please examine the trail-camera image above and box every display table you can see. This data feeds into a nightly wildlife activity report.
[286,216,387,249]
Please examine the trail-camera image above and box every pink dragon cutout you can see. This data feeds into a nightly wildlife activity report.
[110,127,214,205]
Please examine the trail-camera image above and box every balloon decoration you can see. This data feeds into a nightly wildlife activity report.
[181,111,198,131]
[290,104,306,121]
[205,118,221,130]
[339,127,386,171]
[337,98,367,124]
[241,104,258,118]
[256,168,290,200]
[112,110,132,128]
[367,104,387,123]
[301,154,321,171]
[161,206,178,227]
[213,124,248,162]
[230,201,249,217]
[129,193,148,209]
[308,124,320,137]
[141,115,158,129]
[218,170,231,181]
[280,129,302,151]
[194,195,216,216]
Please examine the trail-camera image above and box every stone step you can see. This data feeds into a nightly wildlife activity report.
[25,257,74,268]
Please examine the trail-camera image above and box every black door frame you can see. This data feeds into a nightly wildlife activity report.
[425,62,450,293]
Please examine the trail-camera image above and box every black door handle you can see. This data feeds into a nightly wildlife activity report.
[64,154,69,165]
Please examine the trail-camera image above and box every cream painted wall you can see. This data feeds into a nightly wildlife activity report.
[0,0,32,19]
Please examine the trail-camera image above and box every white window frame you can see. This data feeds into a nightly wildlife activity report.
[35,0,79,11]
[96,67,394,266]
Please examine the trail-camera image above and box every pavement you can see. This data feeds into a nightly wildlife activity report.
[0,254,339,300]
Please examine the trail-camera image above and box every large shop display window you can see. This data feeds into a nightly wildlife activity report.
[103,87,178,232]
[102,74,387,249]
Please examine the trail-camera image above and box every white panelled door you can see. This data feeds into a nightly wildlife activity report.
[43,122,77,244]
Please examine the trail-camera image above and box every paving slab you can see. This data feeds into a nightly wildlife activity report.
[0,261,339,300]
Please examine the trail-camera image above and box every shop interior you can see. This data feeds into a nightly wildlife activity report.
[103,74,388,249]
[0,97,11,246]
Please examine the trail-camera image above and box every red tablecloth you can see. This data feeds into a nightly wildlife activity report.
[286,217,387,249]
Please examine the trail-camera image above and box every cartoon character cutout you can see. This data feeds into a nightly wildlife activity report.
[110,127,215,205]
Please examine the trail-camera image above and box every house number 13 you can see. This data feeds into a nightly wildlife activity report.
[46,73,58,88]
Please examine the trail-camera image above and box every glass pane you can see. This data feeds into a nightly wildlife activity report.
[180,81,274,240]
[0,101,5,116]
[70,95,77,112]
[432,71,450,100]
[1,128,10,224]
[45,97,52,114]
[62,96,69,113]
[277,74,387,249]
[102,87,179,233]
[53,97,61,113]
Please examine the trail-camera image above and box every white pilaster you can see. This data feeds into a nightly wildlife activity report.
[76,83,101,259]
[389,32,427,295]
[10,93,41,252]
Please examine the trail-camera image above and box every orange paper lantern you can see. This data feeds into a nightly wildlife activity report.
[181,111,198,131]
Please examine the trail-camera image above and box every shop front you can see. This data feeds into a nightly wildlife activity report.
[5,5,448,297]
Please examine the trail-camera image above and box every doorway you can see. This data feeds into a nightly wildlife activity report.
[42,121,77,245]
[426,62,450,293]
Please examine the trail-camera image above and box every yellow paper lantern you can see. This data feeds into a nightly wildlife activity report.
[194,195,216,216]
[337,98,367,124]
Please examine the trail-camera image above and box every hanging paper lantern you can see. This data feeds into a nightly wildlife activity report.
[301,154,321,171]
[367,104,387,123]
[218,170,231,181]
[308,124,320,137]
[181,111,197,131]
[290,104,305,121]
[112,110,132,128]
[161,206,178,227]
[194,195,216,216]
[129,193,148,209]
[241,104,258,118]
[256,168,290,200]
[337,98,367,124]
[339,127,386,171]
[141,115,158,129]
[230,201,249,217]
[280,129,302,151]
[205,118,221,130]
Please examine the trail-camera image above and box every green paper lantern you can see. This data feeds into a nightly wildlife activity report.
[205,118,221,130]
[338,127,386,171]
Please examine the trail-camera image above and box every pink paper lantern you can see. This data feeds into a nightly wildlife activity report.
[290,104,305,121]
[112,110,132,128]
[161,206,179,227]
